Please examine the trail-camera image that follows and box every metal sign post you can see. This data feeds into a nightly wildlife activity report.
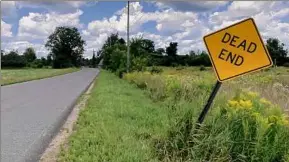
[196,81,222,127]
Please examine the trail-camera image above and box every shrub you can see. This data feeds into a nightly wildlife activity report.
[1,51,27,68]
[176,66,184,71]
[283,62,289,67]
[150,66,163,74]
[157,91,289,161]
[116,67,126,78]
[199,65,206,71]
[31,59,44,68]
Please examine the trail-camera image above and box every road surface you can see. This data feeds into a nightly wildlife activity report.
[1,68,99,162]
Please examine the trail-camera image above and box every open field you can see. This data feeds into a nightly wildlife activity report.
[61,67,289,161]
[1,68,80,85]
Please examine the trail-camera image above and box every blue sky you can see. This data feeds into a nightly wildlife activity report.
[1,1,289,58]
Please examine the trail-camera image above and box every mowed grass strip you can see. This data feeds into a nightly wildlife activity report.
[1,68,79,85]
[59,70,168,162]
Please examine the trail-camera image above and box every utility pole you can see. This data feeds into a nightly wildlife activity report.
[127,1,130,73]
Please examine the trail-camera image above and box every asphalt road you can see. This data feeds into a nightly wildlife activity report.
[1,68,99,162]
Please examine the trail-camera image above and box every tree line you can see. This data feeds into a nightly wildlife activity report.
[98,33,289,77]
[1,26,288,70]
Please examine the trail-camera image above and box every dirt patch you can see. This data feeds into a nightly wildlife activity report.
[39,81,95,162]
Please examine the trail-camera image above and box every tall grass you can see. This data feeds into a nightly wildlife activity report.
[124,67,289,161]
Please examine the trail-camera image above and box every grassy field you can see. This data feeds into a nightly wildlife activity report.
[124,66,289,161]
[60,67,289,161]
[1,68,80,85]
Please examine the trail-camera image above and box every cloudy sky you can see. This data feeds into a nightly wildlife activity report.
[1,1,289,58]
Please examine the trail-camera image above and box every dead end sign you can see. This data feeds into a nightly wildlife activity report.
[203,18,273,82]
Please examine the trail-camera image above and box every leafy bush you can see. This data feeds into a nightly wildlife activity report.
[132,56,148,72]
[116,67,126,78]
[30,59,44,68]
[176,66,185,71]
[1,51,27,68]
[150,66,163,74]
[199,65,206,71]
[283,62,289,67]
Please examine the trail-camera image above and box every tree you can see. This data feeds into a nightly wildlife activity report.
[266,38,288,66]
[103,33,125,49]
[165,42,178,66]
[40,57,47,66]
[23,47,37,63]
[156,48,165,55]
[101,33,127,71]
[91,53,97,68]
[1,50,26,68]
[46,54,52,66]
[166,42,178,56]
[189,50,196,57]
[45,26,86,68]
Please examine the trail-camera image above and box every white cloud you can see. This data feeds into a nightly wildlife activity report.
[18,10,84,39]
[83,2,203,56]
[155,1,229,12]
[2,1,289,59]
[1,20,13,37]
[1,41,48,58]
[208,1,289,49]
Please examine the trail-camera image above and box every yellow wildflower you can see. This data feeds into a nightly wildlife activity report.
[239,100,253,109]
[246,91,259,98]
[268,115,279,124]
[281,115,289,126]
[260,98,272,106]
[228,100,239,107]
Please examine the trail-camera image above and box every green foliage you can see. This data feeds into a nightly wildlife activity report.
[132,56,147,72]
[59,71,168,162]
[124,67,289,161]
[166,42,178,57]
[199,65,206,71]
[155,48,165,55]
[30,59,44,68]
[23,47,37,63]
[150,66,163,74]
[1,50,27,68]
[116,67,127,78]
[266,38,288,66]
[283,62,289,67]
[91,53,97,68]
[45,26,85,68]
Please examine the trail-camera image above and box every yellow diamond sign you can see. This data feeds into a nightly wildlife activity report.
[203,18,273,82]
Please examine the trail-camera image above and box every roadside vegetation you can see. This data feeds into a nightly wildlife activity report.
[124,66,289,161]
[1,68,79,85]
[59,70,169,161]
[60,67,289,161]
[58,30,289,161]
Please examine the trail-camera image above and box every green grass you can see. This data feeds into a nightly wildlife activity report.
[59,70,169,162]
[1,68,80,85]
[124,66,289,161]
[59,67,289,161]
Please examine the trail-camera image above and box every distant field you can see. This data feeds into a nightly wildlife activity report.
[1,68,80,85]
